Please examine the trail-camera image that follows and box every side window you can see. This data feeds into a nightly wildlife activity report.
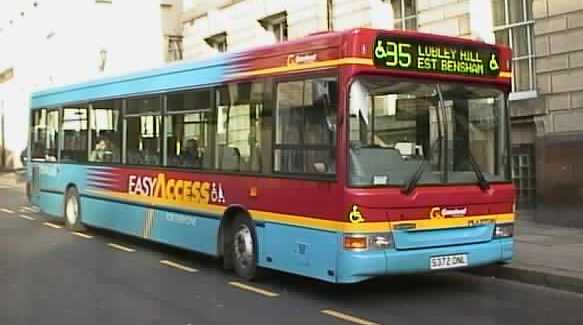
[61,106,89,162]
[126,96,162,165]
[216,82,264,172]
[30,108,60,162]
[166,89,213,169]
[274,77,337,175]
[90,100,122,163]
[30,109,47,161]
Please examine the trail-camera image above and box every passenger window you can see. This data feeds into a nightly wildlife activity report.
[61,106,89,162]
[126,96,162,165]
[215,82,264,172]
[166,89,213,169]
[274,77,337,175]
[90,100,122,163]
[30,109,48,161]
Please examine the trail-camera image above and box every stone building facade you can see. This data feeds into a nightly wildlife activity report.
[178,0,583,225]
[0,0,182,170]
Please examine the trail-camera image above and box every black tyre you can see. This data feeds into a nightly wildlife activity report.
[64,187,85,231]
[231,215,258,280]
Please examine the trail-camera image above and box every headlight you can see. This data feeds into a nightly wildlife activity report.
[343,233,393,250]
[494,223,514,238]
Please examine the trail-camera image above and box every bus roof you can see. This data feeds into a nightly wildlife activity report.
[31,28,512,109]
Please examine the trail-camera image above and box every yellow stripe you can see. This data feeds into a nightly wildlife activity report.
[321,310,382,325]
[89,189,514,233]
[108,243,136,253]
[43,222,62,229]
[499,71,512,78]
[229,281,279,297]
[160,260,198,273]
[234,57,374,77]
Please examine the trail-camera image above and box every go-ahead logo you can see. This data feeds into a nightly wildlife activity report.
[430,207,467,219]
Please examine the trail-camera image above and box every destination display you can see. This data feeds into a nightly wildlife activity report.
[373,35,501,78]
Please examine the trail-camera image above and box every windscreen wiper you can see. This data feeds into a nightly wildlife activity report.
[401,137,441,195]
[467,149,490,191]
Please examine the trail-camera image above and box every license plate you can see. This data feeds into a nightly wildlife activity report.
[430,254,468,270]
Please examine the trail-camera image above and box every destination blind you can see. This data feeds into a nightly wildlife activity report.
[373,35,502,78]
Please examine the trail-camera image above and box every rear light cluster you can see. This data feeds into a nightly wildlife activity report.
[494,223,514,238]
[343,233,393,251]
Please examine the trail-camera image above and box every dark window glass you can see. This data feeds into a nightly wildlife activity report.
[90,100,122,163]
[126,115,162,165]
[167,112,213,169]
[274,77,337,175]
[126,96,162,165]
[126,96,161,115]
[61,106,89,162]
[216,82,264,172]
[167,89,210,112]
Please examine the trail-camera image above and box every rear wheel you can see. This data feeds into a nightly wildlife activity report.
[64,187,85,232]
[232,215,258,280]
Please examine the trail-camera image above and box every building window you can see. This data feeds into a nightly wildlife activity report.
[389,0,417,30]
[492,0,535,94]
[167,35,183,62]
[205,32,228,53]
[512,144,536,209]
[259,12,288,43]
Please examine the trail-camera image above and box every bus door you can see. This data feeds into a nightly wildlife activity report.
[30,108,62,215]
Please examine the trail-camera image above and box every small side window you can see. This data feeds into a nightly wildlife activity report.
[274,77,337,175]
[61,106,89,162]
[90,100,122,163]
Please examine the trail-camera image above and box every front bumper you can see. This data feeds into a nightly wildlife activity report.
[336,238,513,283]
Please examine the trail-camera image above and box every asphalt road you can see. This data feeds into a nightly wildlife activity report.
[1,183,582,325]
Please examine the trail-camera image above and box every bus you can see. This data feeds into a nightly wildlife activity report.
[27,28,515,283]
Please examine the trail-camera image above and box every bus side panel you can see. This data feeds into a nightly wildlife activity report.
[38,191,64,218]
[258,223,338,283]
[81,196,145,237]
[150,210,219,256]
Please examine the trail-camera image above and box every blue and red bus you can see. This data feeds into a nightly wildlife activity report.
[27,28,515,283]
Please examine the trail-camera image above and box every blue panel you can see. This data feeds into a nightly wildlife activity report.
[336,238,513,283]
[31,55,234,108]
[38,191,64,218]
[392,224,495,250]
[150,211,220,256]
[81,196,144,237]
[259,223,338,282]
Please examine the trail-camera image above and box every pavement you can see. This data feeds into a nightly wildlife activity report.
[2,171,583,296]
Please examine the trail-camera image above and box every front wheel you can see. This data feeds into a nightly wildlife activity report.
[232,215,258,280]
[64,187,85,232]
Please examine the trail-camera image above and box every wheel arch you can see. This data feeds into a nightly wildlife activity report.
[217,204,252,259]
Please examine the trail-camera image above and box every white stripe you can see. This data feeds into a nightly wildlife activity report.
[43,222,62,229]
[321,310,382,325]
[228,282,279,297]
[160,260,198,273]
[18,214,35,221]
[107,243,136,253]
[72,232,93,239]
[1,208,15,214]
